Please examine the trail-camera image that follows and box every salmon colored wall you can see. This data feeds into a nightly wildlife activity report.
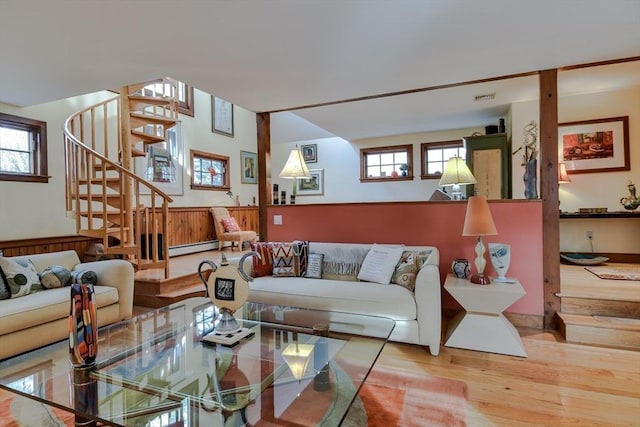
[266,200,544,316]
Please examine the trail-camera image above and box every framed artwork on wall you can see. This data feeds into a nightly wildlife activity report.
[212,95,234,137]
[301,144,317,163]
[135,122,184,195]
[240,151,258,184]
[559,116,629,174]
[297,168,324,196]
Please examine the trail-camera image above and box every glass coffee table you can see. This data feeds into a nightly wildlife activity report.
[0,297,394,426]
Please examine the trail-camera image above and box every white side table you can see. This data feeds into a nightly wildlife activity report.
[444,274,527,357]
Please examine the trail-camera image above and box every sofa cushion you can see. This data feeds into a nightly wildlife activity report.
[0,285,119,336]
[248,276,417,321]
[0,257,43,298]
[391,249,433,291]
[40,265,72,289]
[357,244,405,285]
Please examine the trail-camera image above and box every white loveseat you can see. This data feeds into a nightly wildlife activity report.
[0,250,135,360]
[244,242,442,356]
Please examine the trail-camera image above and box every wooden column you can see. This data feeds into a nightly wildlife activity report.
[256,112,271,242]
[539,69,560,329]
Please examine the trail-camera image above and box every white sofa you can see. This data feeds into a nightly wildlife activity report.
[245,242,442,356]
[0,250,135,360]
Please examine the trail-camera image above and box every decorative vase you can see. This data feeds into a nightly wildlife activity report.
[620,181,640,211]
[488,243,511,282]
[523,159,538,199]
[451,259,470,279]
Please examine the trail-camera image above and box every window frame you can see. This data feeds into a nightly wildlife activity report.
[359,144,413,182]
[420,140,465,180]
[0,112,48,183]
[177,82,195,117]
[189,149,230,191]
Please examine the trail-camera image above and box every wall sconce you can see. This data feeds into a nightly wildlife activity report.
[558,163,571,183]
[462,195,498,284]
[439,156,477,200]
[279,147,311,203]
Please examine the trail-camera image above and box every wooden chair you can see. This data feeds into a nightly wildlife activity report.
[209,207,257,252]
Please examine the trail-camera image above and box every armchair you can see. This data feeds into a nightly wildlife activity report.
[209,207,257,252]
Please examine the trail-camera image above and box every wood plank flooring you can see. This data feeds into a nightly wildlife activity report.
[131,251,640,426]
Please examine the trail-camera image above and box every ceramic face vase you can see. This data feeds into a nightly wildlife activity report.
[488,243,510,282]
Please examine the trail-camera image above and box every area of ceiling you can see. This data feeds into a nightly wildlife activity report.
[1,1,639,142]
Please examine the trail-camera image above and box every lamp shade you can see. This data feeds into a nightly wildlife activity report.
[462,196,497,236]
[558,163,572,183]
[282,342,314,381]
[280,148,311,179]
[438,156,477,186]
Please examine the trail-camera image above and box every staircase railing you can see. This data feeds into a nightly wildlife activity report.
[63,93,173,278]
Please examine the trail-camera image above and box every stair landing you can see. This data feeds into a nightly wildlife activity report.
[558,263,640,351]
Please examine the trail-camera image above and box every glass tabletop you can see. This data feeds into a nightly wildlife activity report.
[0,297,394,426]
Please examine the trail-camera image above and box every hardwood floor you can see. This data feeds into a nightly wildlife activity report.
[133,251,639,426]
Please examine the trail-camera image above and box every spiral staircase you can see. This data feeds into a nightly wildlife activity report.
[63,78,179,278]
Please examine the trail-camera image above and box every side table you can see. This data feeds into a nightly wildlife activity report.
[444,274,527,357]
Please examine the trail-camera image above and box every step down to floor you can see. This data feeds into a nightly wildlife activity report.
[558,312,640,350]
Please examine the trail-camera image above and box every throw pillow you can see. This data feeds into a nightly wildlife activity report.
[70,269,98,286]
[357,244,405,285]
[221,217,241,232]
[0,263,10,300]
[40,265,72,289]
[0,257,43,298]
[305,253,324,278]
[272,243,296,277]
[292,240,309,277]
[391,250,432,291]
[251,242,275,277]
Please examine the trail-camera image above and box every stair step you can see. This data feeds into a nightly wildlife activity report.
[560,296,640,318]
[78,194,123,208]
[79,227,129,238]
[130,112,177,127]
[558,312,640,350]
[130,129,164,144]
[128,94,173,108]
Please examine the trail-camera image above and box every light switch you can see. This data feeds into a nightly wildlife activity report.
[273,215,283,225]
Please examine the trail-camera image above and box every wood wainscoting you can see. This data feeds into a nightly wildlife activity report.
[0,235,102,259]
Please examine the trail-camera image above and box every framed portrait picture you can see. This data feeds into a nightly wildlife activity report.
[559,116,629,174]
[240,151,258,184]
[301,143,317,163]
[297,168,324,195]
[212,95,234,137]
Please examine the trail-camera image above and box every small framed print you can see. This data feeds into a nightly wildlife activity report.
[240,150,258,184]
[212,95,234,137]
[297,168,324,196]
[301,144,317,163]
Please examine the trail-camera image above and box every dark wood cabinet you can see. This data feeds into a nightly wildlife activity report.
[464,133,511,199]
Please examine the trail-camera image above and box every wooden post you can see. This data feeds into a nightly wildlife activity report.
[257,113,271,242]
[539,69,561,330]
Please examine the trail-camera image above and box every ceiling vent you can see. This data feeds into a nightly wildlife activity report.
[474,93,496,102]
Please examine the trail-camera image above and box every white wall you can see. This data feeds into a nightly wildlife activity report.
[271,127,485,204]
[0,88,258,241]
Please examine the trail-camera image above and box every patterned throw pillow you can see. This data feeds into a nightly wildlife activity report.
[292,240,308,277]
[0,264,10,300]
[251,242,275,277]
[272,243,296,277]
[221,217,241,232]
[391,250,432,291]
[0,257,43,298]
[40,265,72,289]
[69,269,98,286]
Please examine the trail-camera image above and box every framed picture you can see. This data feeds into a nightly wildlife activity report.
[297,168,324,195]
[212,95,234,137]
[301,144,317,163]
[135,122,184,195]
[240,150,258,184]
[559,116,629,174]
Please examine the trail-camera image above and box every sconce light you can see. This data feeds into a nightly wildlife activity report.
[439,156,477,200]
[558,163,572,183]
[462,195,498,285]
[279,147,311,202]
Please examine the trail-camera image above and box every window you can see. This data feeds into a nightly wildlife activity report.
[0,112,48,183]
[420,140,466,179]
[144,80,194,117]
[360,144,413,181]
[190,149,230,191]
